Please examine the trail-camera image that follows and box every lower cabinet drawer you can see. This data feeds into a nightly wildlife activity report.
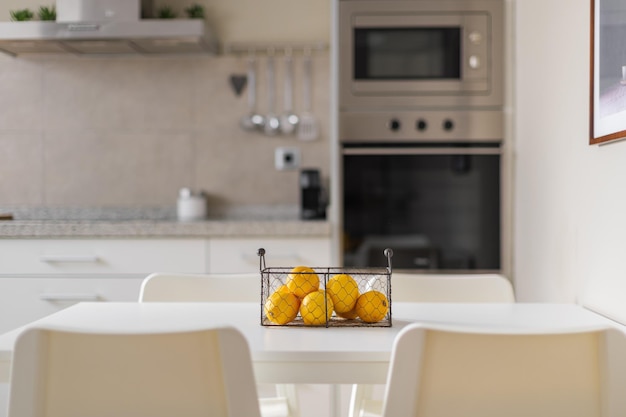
[0,277,144,334]
[0,239,206,275]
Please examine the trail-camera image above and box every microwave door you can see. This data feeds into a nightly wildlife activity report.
[354,27,461,80]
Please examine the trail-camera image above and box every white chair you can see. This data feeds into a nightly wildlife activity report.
[139,272,261,302]
[349,273,515,417]
[138,272,299,417]
[382,323,626,417]
[8,325,262,417]
[390,273,515,303]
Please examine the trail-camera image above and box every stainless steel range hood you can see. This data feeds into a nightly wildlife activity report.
[0,19,218,56]
[0,0,218,56]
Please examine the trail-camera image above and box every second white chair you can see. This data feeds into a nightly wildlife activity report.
[382,323,626,417]
[138,272,299,417]
[349,273,515,417]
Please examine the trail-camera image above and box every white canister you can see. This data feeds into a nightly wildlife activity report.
[177,188,207,221]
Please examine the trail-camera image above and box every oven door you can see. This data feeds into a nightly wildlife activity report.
[342,144,501,271]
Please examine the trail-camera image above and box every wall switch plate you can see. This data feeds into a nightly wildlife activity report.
[275,147,301,170]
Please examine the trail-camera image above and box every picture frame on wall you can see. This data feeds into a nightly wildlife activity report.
[590,0,626,145]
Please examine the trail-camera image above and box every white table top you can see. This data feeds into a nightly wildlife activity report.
[0,302,622,384]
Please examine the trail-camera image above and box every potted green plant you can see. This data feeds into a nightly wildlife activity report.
[157,5,177,19]
[185,3,204,19]
[38,5,56,21]
[10,9,34,21]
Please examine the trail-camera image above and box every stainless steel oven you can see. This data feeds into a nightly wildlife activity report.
[338,0,504,110]
[336,0,506,272]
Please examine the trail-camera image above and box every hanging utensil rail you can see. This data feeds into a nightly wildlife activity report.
[223,42,328,56]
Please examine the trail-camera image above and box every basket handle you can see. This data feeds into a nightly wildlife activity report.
[384,248,393,273]
[257,247,266,271]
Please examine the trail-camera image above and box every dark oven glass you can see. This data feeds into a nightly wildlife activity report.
[354,27,461,80]
[343,146,500,271]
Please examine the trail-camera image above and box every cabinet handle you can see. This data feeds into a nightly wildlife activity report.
[40,255,100,263]
[39,293,101,302]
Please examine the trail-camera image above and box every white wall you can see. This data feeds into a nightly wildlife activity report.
[514,0,626,323]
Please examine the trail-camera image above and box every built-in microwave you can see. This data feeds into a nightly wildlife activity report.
[338,0,504,110]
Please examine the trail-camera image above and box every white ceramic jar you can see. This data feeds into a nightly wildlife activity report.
[176,188,207,221]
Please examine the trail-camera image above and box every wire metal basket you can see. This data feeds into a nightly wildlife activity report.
[258,247,393,327]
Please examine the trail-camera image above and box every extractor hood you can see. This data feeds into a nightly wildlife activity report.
[0,19,218,56]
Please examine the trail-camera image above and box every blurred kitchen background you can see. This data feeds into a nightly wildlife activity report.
[0,0,331,212]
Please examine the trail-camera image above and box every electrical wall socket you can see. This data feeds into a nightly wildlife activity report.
[275,147,301,170]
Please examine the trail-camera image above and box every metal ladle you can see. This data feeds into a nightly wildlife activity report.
[280,52,299,135]
[264,53,281,136]
[240,54,265,131]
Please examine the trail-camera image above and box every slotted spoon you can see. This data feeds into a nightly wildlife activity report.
[298,51,319,141]
[239,54,265,131]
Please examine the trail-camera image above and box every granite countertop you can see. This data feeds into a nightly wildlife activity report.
[0,206,332,238]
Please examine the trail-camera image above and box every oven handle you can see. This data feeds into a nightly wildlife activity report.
[342,147,501,156]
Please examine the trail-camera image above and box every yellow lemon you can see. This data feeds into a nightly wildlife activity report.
[336,306,359,320]
[286,265,320,299]
[300,290,333,326]
[326,273,360,313]
[275,284,290,294]
[264,289,300,325]
[355,291,389,323]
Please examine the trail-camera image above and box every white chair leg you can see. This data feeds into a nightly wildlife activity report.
[348,384,383,417]
[259,384,299,417]
[276,383,300,417]
[260,397,290,417]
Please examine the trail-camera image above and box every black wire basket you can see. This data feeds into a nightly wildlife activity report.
[258,247,393,327]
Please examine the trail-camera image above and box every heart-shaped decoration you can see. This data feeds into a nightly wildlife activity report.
[229,74,247,96]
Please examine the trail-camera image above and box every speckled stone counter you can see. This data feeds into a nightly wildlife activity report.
[0,219,331,238]
[0,206,331,238]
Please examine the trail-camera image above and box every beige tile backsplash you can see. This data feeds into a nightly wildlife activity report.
[0,53,330,208]
[0,133,44,205]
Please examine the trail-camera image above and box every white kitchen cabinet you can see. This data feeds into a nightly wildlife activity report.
[0,277,144,334]
[0,239,207,334]
[0,239,206,275]
[207,237,332,273]
[0,236,332,332]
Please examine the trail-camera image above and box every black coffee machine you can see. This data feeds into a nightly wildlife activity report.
[300,169,326,220]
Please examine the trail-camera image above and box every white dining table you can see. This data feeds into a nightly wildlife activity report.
[1,301,623,384]
[0,301,623,417]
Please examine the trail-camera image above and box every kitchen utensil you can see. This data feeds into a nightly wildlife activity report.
[264,54,281,136]
[280,53,299,135]
[240,54,265,131]
[298,51,319,141]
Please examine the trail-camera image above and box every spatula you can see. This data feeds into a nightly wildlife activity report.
[298,51,319,141]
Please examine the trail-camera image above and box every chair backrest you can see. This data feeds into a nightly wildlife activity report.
[382,323,626,417]
[138,272,300,417]
[139,272,261,302]
[8,325,262,417]
[391,273,515,303]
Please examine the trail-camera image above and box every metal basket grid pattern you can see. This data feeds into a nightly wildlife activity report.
[258,248,393,327]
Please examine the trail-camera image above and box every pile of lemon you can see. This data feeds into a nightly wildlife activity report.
[264,265,389,326]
